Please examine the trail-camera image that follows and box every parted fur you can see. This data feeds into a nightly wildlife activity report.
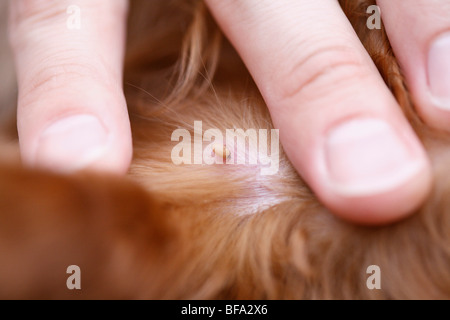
[0,0,449,299]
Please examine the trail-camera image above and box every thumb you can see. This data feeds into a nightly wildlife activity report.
[9,0,132,173]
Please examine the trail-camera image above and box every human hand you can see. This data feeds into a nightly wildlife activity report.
[9,0,132,174]
[11,0,447,225]
[204,0,449,224]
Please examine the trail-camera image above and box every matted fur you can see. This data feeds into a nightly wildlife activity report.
[0,0,449,299]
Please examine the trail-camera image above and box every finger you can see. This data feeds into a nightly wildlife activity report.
[377,0,450,131]
[206,0,432,224]
[9,0,132,173]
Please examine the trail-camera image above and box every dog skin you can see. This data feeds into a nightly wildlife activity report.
[0,0,449,299]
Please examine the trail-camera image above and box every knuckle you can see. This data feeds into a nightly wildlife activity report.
[9,0,128,48]
[8,1,65,49]
[11,0,61,20]
[20,59,102,102]
[9,0,63,28]
[273,44,370,104]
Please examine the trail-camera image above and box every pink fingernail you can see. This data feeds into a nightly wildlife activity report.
[428,32,450,109]
[35,115,109,172]
[325,118,426,196]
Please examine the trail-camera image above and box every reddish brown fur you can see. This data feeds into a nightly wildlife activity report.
[0,0,449,299]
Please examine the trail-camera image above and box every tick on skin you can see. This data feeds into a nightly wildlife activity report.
[212,143,231,162]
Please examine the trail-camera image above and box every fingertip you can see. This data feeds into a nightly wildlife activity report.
[317,118,433,225]
[324,157,433,225]
[376,1,450,133]
[9,0,132,174]
[414,32,450,132]
[22,113,132,175]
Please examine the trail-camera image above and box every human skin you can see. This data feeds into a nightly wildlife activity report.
[8,0,450,224]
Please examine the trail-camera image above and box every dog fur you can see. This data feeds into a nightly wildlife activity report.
[0,0,449,299]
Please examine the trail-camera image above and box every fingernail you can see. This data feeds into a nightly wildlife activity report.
[325,118,426,196]
[35,114,109,171]
[428,32,450,108]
